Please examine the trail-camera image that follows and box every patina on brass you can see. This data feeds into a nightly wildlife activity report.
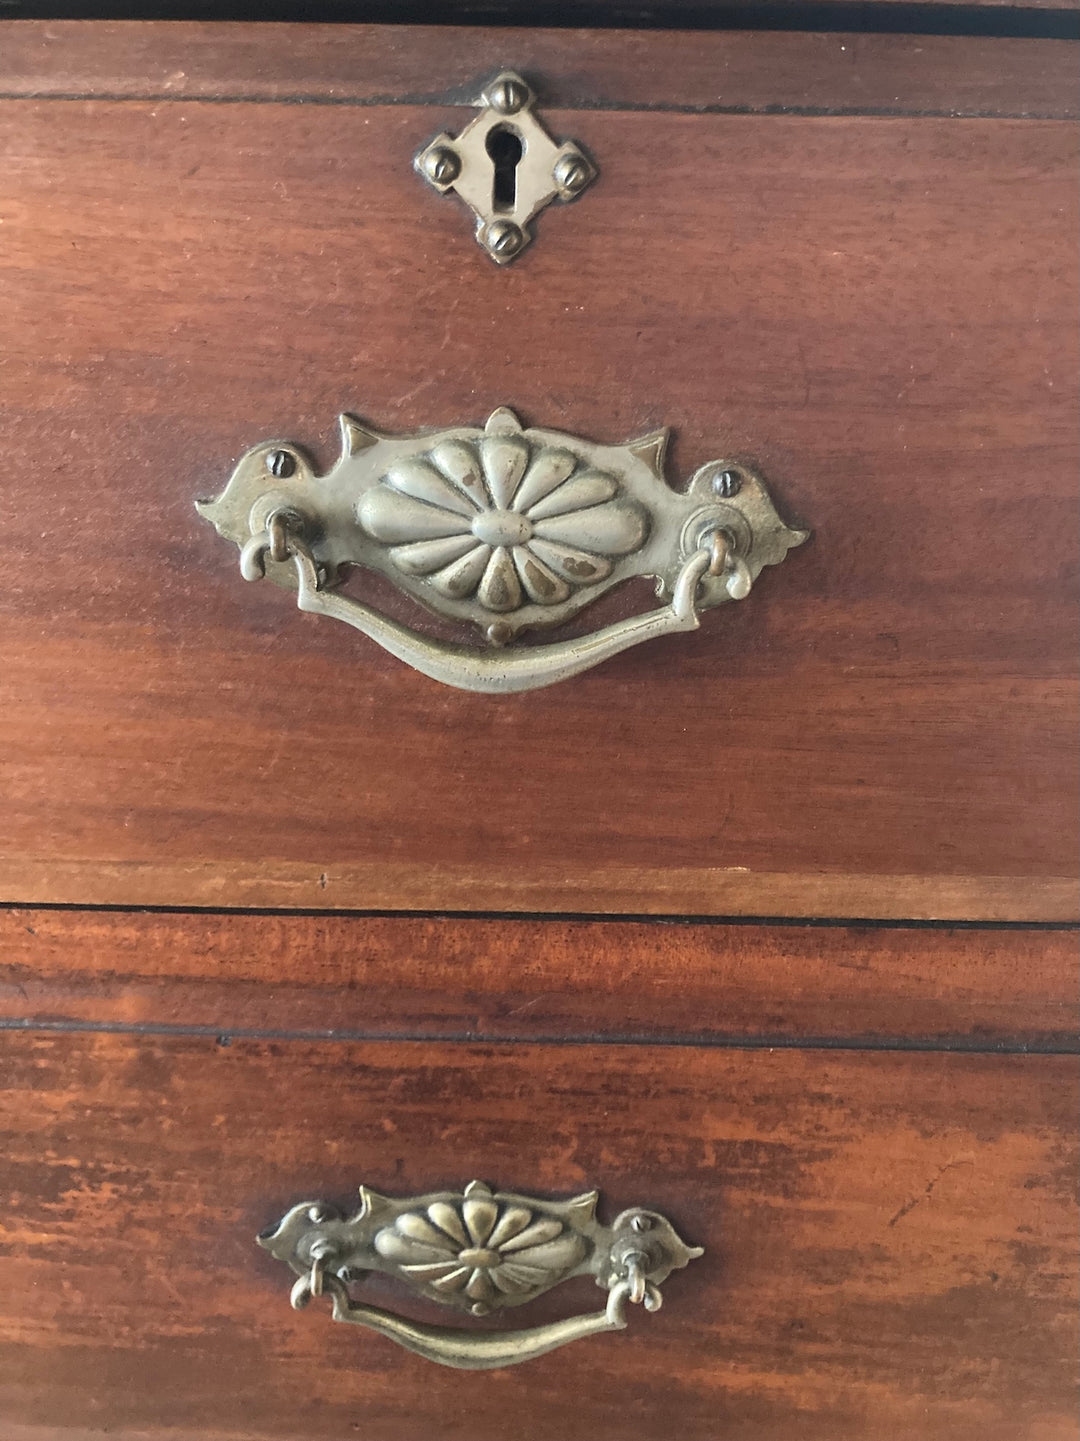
[259,1180,703,1370]
[196,407,808,693]
[415,71,596,263]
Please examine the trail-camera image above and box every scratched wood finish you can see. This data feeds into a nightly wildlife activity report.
[3,23,1077,117]
[0,909,1075,1046]
[0,1031,1075,1441]
[0,39,1076,920]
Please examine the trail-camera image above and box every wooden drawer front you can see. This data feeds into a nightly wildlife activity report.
[1,26,1076,920]
[1,1031,1075,1441]
[1,909,1076,1051]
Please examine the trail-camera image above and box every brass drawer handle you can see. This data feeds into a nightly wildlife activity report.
[198,407,806,693]
[259,1180,702,1371]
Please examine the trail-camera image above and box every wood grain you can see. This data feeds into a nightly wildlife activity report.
[0,909,1075,1047]
[2,23,1077,117]
[0,1031,1075,1440]
[0,89,1076,918]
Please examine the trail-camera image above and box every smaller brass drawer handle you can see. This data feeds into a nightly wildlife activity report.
[259,1180,702,1370]
[197,407,807,693]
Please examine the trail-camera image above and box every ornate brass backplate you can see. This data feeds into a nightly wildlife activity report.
[197,407,807,692]
[259,1180,702,1370]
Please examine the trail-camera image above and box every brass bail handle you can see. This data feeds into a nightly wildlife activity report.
[259,1181,703,1371]
[197,407,808,693]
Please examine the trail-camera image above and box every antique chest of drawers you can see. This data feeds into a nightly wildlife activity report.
[0,16,1077,1441]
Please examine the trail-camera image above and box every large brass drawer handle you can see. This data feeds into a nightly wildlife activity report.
[259,1180,702,1371]
[197,407,807,693]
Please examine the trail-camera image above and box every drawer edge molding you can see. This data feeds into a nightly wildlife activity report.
[1,859,1075,921]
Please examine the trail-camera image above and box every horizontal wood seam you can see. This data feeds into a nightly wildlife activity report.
[0,91,1075,120]
[3,1017,1076,1055]
[4,902,1076,930]
[4,5,1079,39]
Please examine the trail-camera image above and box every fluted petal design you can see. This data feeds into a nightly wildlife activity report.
[430,544,491,599]
[386,459,479,517]
[465,1269,496,1303]
[513,547,572,606]
[501,1233,585,1272]
[532,501,647,556]
[427,1203,469,1247]
[497,1217,564,1253]
[463,1194,499,1247]
[429,1267,472,1293]
[359,486,471,544]
[366,437,645,614]
[429,440,492,511]
[395,1213,459,1250]
[489,1264,547,1294]
[481,436,530,509]
[373,1194,586,1311]
[477,547,522,612]
[399,1260,467,1279]
[490,1260,553,1288]
[388,534,477,576]
[485,1206,534,1250]
[511,448,577,513]
[526,471,618,521]
[526,538,613,586]
[375,1230,455,1265]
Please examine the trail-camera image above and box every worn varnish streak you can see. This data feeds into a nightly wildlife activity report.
[1,24,1077,117]
[0,96,1076,917]
[0,1032,1075,1441]
[0,910,1075,1047]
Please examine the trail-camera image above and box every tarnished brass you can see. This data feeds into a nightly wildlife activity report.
[196,407,808,693]
[259,1180,703,1370]
[415,72,596,263]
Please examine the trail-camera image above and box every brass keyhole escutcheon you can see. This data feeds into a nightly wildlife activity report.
[414,71,597,263]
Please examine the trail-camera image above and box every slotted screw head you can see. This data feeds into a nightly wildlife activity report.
[486,76,530,115]
[712,469,742,498]
[483,220,525,259]
[267,449,297,479]
[554,153,591,195]
[421,146,460,185]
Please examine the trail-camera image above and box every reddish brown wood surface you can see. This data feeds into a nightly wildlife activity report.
[0,67,1076,919]
[0,1031,1075,1440]
[2,23,1076,117]
[0,909,1075,1047]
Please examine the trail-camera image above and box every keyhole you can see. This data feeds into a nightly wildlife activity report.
[486,126,523,213]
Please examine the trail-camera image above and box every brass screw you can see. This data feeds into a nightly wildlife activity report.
[712,469,742,498]
[486,76,529,115]
[422,146,460,185]
[554,154,590,195]
[267,449,297,479]
[484,221,525,259]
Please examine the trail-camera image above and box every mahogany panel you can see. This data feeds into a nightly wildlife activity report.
[0,97,1076,918]
[0,1031,1075,1440]
[2,23,1077,117]
[0,909,1075,1047]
